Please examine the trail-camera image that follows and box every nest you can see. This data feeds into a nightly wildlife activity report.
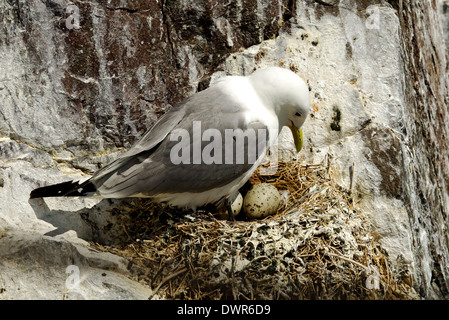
[92,161,418,300]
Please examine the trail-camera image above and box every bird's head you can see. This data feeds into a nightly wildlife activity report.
[249,67,311,153]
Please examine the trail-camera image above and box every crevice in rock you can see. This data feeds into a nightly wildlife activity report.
[385,0,401,12]
[159,0,177,69]
[105,7,138,14]
[8,0,25,26]
[282,0,295,23]
[277,0,296,36]
[52,158,94,175]
[314,0,335,7]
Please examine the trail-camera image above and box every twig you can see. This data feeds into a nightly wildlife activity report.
[326,252,367,270]
[150,268,188,299]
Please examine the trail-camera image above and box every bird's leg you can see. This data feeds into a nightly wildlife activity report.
[225,198,235,221]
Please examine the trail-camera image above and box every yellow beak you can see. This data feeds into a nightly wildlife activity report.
[288,123,303,153]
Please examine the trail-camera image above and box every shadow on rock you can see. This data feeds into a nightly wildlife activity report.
[28,197,159,246]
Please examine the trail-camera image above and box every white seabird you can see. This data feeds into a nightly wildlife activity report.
[30,67,311,218]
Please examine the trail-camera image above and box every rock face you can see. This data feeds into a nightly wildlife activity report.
[1,0,290,156]
[0,231,152,299]
[441,0,449,48]
[1,0,448,299]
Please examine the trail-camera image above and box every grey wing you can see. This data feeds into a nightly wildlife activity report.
[127,98,191,156]
[92,86,271,198]
[89,99,187,183]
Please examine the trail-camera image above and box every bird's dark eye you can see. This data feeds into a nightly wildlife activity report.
[295,112,302,117]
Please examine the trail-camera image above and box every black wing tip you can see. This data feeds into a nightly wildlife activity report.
[29,187,47,199]
[29,180,97,199]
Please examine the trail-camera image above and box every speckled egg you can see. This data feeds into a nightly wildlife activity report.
[243,183,281,219]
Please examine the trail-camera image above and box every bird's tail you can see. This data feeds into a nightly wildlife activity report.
[29,179,97,199]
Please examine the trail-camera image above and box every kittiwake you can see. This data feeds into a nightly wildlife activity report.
[30,67,311,218]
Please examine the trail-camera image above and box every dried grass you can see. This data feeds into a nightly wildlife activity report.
[92,161,418,300]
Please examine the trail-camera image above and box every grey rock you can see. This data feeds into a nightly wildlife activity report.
[0,231,152,300]
[440,0,449,52]
[1,0,449,299]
